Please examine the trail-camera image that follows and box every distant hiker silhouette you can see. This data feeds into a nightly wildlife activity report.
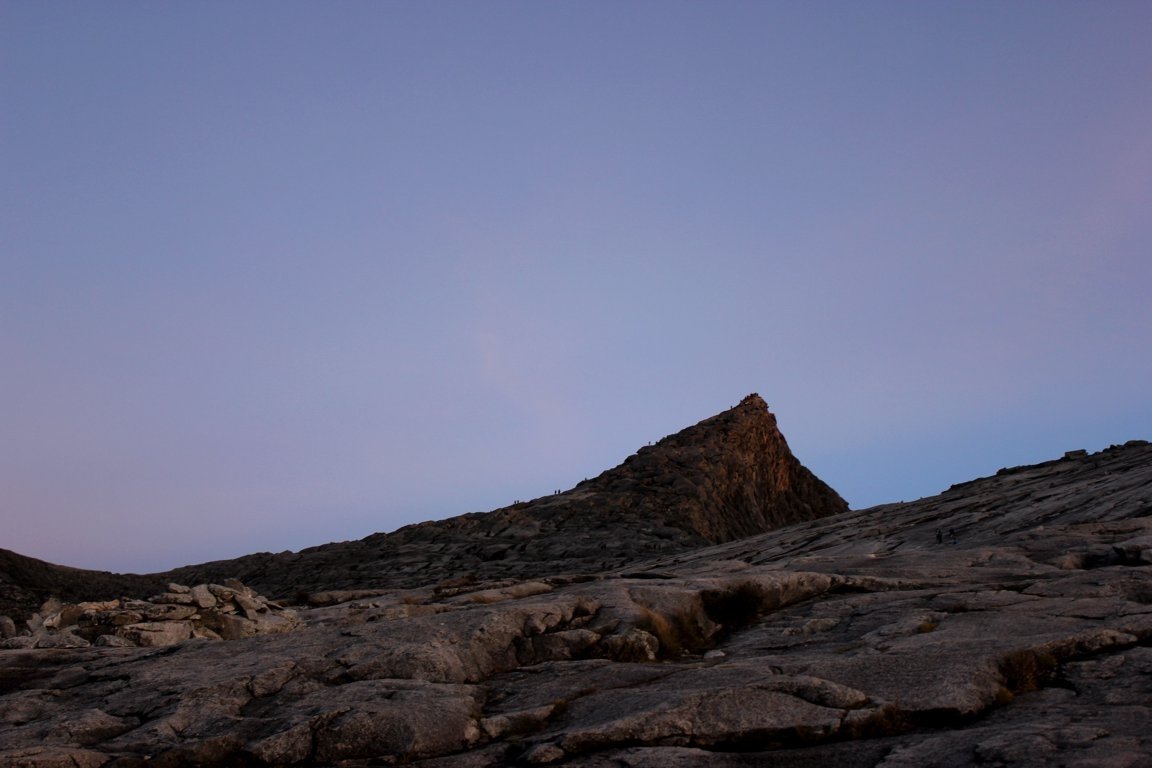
[935,529,943,545]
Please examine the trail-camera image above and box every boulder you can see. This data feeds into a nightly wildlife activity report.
[117,621,194,647]
[232,591,263,620]
[188,584,217,609]
[162,395,848,599]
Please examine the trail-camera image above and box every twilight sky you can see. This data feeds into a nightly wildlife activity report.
[3,2,1150,574]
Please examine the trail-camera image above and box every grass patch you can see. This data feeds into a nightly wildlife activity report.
[998,648,1059,695]
[635,606,713,658]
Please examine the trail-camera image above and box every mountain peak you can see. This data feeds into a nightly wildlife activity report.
[1,397,849,610]
[160,396,848,598]
[578,393,846,543]
[739,392,768,409]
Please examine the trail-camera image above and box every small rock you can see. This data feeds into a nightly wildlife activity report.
[598,628,659,662]
[118,621,194,647]
[233,592,264,620]
[0,636,38,649]
[189,584,218,609]
[141,604,198,622]
[35,629,90,649]
[152,592,196,606]
[1050,553,1086,570]
[208,583,236,602]
[39,597,64,616]
[101,610,144,626]
[192,626,223,641]
[523,743,566,764]
[77,600,119,613]
[95,634,135,648]
[223,578,253,595]
[202,612,254,641]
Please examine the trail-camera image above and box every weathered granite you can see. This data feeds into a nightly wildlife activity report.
[1,439,1151,766]
[1,396,844,619]
[164,394,848,600]
[0,581,298,650]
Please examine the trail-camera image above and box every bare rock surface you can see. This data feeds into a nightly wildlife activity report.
[0,396,844,620]
[163,394,847,601]
[2,432,1152,765]
[0,435,1147,764]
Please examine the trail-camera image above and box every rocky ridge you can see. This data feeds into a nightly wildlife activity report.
[0,552,165,629]
[0,395,844,617]
[1,424,1151,766]
[166,393,848,601]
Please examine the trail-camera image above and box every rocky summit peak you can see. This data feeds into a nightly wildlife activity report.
[160,395,847,600]
[577,393,846,544]
[739,392,768,408]
[5,434,1152,767]
[1,396,847,612]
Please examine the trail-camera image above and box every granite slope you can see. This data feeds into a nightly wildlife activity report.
[2,439,1151,766]
[165,393,848,601]
[1,394,845,617]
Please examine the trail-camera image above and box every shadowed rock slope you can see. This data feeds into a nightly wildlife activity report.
[164,393,846,601]
[2,440,1151,767]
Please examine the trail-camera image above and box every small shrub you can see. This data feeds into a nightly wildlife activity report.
[998,649,1058,694]
[636,608,681,656]
[549,698,571,720]
[635,606,713,658]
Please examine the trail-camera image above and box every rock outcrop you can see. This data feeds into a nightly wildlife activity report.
[0,397,843,618]
[2,437,1151,766]
[0,581,298,649]
[0,550,165,629]
[82,394,837,605]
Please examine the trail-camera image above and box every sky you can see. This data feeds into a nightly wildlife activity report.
[2,2,1150,574]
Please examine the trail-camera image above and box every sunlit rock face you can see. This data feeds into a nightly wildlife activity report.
[2,401,1151,767]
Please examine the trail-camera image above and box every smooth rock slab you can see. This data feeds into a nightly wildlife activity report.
[248,680,484,764]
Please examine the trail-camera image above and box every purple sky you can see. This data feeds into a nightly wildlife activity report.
[3,2,1151,574]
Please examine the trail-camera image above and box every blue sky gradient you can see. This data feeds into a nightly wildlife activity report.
[3,2,1150,572]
